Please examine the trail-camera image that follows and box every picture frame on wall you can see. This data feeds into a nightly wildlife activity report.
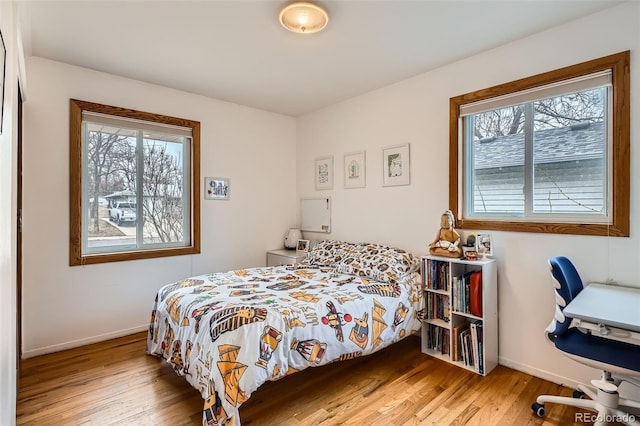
[382,143,410,187]
[344,150,366,189]
[315,155,333,190]
[205,177,230,200]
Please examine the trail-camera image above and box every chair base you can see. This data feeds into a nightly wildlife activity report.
[532,377,640,426]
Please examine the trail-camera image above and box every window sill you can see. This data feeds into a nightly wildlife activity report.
[456,219,628,237]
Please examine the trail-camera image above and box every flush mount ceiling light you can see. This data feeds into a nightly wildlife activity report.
[279,2,329,34]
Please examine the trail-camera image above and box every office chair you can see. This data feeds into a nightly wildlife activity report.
[532,256,640,426]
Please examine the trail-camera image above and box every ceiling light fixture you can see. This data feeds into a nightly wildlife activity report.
[279,2,329,34]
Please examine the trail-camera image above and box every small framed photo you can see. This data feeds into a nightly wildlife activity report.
[382,143,410,187]
[344,150,366,189]
[205,177,230,200]
[315,155,333,190]
[476,233,493,257]
[296,239,310,253]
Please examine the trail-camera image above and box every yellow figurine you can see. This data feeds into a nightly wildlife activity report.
[428,210,463,258]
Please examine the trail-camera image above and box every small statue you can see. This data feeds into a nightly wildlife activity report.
[428,210,463,258]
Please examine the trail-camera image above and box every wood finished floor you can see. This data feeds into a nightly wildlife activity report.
[17,332,604,425]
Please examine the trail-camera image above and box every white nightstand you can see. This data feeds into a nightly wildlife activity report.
[266,249,307,266]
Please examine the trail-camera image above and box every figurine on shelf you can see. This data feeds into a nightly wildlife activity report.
[462,233,477,260]
[428,210,463,258]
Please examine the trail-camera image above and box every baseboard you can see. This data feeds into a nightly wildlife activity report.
[499,355,583,390]
[22,324,148,359]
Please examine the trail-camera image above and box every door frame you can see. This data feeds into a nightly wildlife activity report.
[17,81,23,365]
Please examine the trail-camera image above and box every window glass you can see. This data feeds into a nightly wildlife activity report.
[70,99,200,265]
[450,51,629,236]
[532,89,606,215]
[467,105,525,216]
[465,87,608,221]
[84,122,191,254]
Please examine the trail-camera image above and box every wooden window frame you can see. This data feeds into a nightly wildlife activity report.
[449,51,630,237]
[69,99,201,265]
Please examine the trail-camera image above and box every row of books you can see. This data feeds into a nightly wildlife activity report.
[425,260,449,291]
[425,292,450,322]
[424,324,450,355]
[452,271,483,317]
[452,320,484,374]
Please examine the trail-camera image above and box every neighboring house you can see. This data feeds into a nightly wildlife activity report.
[104,190,136,208]
[472,121,605,214]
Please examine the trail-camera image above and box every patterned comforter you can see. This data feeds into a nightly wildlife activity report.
[147,265,423,425]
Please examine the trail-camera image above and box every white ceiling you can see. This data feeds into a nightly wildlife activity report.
[19,0,622,117]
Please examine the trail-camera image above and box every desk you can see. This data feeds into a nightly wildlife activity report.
[564,283,640,333]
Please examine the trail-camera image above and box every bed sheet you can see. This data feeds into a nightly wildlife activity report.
[147,265,423,425]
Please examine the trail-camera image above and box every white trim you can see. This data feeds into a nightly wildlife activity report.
[499,355,585,389]
[22,325,148,358]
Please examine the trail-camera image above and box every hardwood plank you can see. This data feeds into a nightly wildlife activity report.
[17,332,619,425]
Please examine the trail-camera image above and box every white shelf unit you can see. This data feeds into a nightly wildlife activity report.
[421,255,498,376]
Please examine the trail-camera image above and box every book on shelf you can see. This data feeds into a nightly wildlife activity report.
[470,272,483,317]
[459,328,471,367]
[476,321,484,374]
[454,319,485,372]
[451,322,468,362]
[425,323,450,355]
[426,260,449,291]
[453,270,482,316]
[426,292,450,322]
[452,276,459,311]
[470,321,480,373]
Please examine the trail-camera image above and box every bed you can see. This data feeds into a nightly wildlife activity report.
[146,240,424,425]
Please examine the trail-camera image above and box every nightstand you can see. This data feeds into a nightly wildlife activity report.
[266,249,307,266]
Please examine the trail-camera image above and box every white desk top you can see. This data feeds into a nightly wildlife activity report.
[564,283,640,333]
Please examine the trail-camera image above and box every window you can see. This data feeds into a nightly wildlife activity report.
[70,99,201,265]
[450,51,629,237]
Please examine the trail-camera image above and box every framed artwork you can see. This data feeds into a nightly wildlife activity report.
[382,143,410,187]
[296,239,310,253]
[315,155,333,190]
[344,150,366,189]
[476,233,493,257]
[205,177,230,200]
[0,31,5,134]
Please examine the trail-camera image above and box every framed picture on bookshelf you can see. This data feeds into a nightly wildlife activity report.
[476,233,493,257]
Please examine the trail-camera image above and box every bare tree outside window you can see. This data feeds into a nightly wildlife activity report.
[86,129,132,235]
[472,89,604,141]
[85,127,187,246]
[141,139,185,243]
[70,98,200,266]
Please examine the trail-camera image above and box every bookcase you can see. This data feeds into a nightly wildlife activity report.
[421,255,498,376]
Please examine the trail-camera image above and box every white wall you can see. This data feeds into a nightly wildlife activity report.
[22,57,297,357]
[297,2,640,389]
[0,2,24,424]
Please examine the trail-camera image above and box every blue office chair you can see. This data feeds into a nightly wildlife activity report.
[532,256,640,426]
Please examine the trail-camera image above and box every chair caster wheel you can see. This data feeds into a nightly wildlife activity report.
[572,390,586,399]
[531,402,545,418]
